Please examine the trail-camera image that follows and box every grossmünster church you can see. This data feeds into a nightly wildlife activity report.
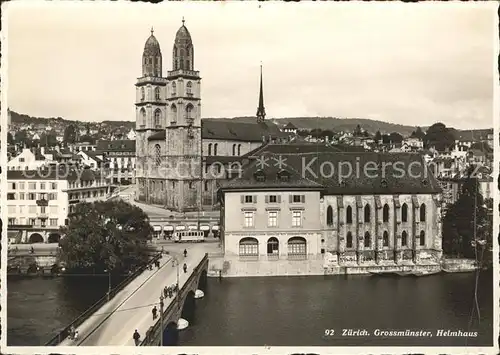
[135,20,285,212]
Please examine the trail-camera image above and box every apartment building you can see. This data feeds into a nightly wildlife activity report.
[7,167,111,244]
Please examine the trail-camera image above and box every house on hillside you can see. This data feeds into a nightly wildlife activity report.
[283,122,298,134]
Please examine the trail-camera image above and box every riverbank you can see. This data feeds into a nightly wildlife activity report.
[207,255,480,278]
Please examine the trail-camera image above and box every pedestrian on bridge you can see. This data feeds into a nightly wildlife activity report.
[152,306,158,320]
[73,330,79,341]
[164,286,168,298]
[183,263,187,273]
[133,329,141,346]
[183,249,187,258]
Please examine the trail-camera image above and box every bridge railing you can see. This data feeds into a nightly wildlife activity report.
[44,252,163,346]
[140,253,208,346]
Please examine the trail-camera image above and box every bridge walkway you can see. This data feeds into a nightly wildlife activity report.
[59,247,206,346]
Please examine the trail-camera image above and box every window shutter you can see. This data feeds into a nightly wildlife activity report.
[277,195,281,203]
[241,195,245,203]
[253,195,257,203]
[265,195,269,203]
[289,195,292,203]
[301,195,305,203]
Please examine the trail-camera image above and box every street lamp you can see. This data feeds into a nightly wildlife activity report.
[172,257,180,311]
[159,292,164,346]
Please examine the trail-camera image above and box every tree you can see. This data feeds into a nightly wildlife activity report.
[59,200,153,274]
[354,124,362,137]
[309,128,323,139]
[320,129,334,139]
[410,126,425,140]
[424,123,455,152]
[389,132,403,144]
[63,124,78,144]
[442,165,491,260]
[40,132,58,147]
[374,130,382,143]
[7,132,14,145]
[14,130,28,146]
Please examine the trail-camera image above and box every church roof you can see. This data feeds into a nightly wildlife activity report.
[175,22,192,45]
[148,119,286,142]
[143,31,161,56]
[284,122,297,129]
[219,145,442,195]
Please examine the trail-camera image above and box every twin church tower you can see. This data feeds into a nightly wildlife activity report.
[135,20,202,212]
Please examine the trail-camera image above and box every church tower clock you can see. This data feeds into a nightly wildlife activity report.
[164,19,202,212]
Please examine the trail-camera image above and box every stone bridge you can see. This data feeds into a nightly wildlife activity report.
[141,253,209,346]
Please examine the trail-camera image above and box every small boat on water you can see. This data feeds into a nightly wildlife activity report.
[412,270,441,277]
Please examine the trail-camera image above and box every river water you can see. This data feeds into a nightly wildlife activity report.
[7,270,494,347]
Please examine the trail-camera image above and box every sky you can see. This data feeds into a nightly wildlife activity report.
[4,2,496,129]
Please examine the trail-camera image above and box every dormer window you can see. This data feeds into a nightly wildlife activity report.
[277,169,290,182]
[254,170,266,182]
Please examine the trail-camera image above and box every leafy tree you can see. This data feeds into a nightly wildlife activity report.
[424,123,455,152]
[40,132,58,147]
[381,134,391,144]
[309,128,323,139]
[374,130,381,143]
[7,132,14,145]
[14,130,28,146]
[320,129,334,139]
[389,132,403,143]
[354,124,362,137]
[63,124,78,144]
[59,200,153,274]
[410,126,425,140]
[442,165,492,261]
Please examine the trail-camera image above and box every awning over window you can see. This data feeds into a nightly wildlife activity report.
[153,226,162,232]
[175,225,186,231]
[200,225,210,231]
[163,225,174,231]
[212,225,219,231]
[188,225,198,230]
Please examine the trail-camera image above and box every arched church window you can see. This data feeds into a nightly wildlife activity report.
[155,87,160,101]
[172,82,177,96]
[154,110,161,128]
[420,203,426,222]
[232,144,236,156]
[186,47,190,56]
[208,143,212,156]
[186,60,190,69]
[141,88,145,101]
[237,144,241,156]
[140,108,146,127]
[214,143,218,156]
[154,144,161,167]
[171,104,177,122]
[186,81,192,94]
[186,104,193,119]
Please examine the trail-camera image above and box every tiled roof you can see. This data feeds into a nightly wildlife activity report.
[149,119,286,142]
[284,122,297,129]
[7,167,102,181]
[96,139,136,152]
[220,145,442,195]
[220,158,323,191]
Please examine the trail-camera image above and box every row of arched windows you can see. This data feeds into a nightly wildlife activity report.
[140,82,193,102]
[232,144,242,156]
[345,230,426,248]
[326,203,427,225]
[239,237,307,257]
[208,143,218,156]
[139,104,195,127]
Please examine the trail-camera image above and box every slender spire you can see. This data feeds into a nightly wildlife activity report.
[151,26,154,35]
[182,17,185,25]
[256,63,266,123]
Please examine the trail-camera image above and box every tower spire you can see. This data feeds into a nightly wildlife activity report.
[182,17,185,25]
[256,63,266,123]
[151,26,154,35]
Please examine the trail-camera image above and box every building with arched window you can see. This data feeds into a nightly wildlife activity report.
[135,21,287,211]
[218,146,443,276]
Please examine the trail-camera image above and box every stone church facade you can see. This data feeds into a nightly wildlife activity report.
[135,21,285,212]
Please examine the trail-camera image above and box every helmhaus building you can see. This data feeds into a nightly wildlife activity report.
[218,146,444,277]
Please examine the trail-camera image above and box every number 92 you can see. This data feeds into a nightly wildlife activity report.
[324,329,335,336]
